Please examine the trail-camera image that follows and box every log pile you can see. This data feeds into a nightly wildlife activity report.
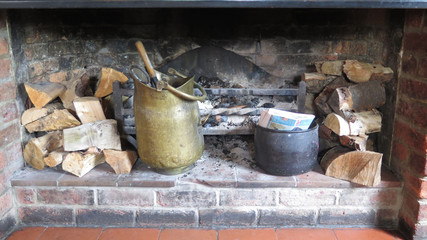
[22,67,137,177]
[303,60,393,186]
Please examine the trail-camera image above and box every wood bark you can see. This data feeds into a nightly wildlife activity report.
[23,131,63,170]
[24,82,66,109]
[104,149,138,174]
[94,68,128,98]
[339,135,368,151]
[343,60,393,83]
[59,73,92,111]
[314,77,352,116]
[302,73,335,94]
[24,109,81,133]
[21,103,62,126]
[315,61,344,76]
[327,80,385,113]
[320,146,382,186]
[62,152,105,177]
[63,119,121,151]
[73,97,106,123]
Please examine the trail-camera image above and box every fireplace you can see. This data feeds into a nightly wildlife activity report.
[0,6,426,240]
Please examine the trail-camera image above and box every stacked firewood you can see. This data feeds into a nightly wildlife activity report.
[302,60,393,186]
[22,68,138,177]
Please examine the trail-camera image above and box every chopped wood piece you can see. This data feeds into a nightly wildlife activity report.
[320,146,382,186]
[302,73,335,94]
[85,146,101,155]
[44,150,67,167]
[59,73,92,111]
[339,135,368,151]
[318,124,338,141]
[324,113,350,136]
[21,103,63,126]
[327,80,385,113]
[23,131,63,170]
[343,60,393,83]
[73,97,106,124]
[315,61,344,76]
[62,152,105,177]
[324,110,382,136]
[104,149,138,174]
[24,82,66,109]
[63,119,121,151]
[24,109,81,133]
[314,77,352,116]
[94,68,128,98]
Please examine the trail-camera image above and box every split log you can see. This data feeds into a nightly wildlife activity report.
[24,109,81,133]
[339,135,368,151]
[327,80,385,114]
[44,150,67,167]
[21,103,62,126]
[94,68,128,98]
[63,119,121,151]
[24,82,66,109]
[59,73,92,111]
[73,97,106,124]
[301,73,335,94]
[315,61,344,76]
[62,152,105,177]
[23,131,63,170]
[324,110,382,136]
[343,60,393,83]
[104,149,138,174]
[320,146,382,186]
[314,77,352,116]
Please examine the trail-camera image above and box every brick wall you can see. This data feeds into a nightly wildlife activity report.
[0,10,23,237]
[391,9,427,240]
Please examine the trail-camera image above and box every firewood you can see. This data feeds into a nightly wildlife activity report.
[73,97,106,124]
[62,152,105,177]
[24,82,66,109]
[320,146,382,186]
[21,103,62,126]
[324,110,382,136]
[343,60,393,83]
[94,68,128,98]
[24,109,81,133]
[318,123,338,141]
[23,131,63,170]
[302,73,335,94]
[315,61,344,76]
[59,73,92,111]
[314,77,352,116]
[339,135,368,151]
[63,119,121,151]
[327,80,385,114]
[43,150,67,167]
[104,149,138,174]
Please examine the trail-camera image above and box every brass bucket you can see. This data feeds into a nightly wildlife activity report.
[132,67,207,175]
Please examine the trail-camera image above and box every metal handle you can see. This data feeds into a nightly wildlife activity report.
[163,81,207,101]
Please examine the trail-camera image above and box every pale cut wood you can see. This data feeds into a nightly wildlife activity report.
[324,113,350,136]
[94,68,128,98]
[327,80,385,113]
[44,150,67,167]
[21,103,62,126]
[104,149,138,174]
[24,109,81,133]
[343,60,393,83]
[339,135,368,151]
[320,146,382,186]
[59,73,92,111]
[314,77,352,116]
[63,119,121,151]
[24,82,66,109]
[23,131,63,170]
[315,61,344,76]
[324,110,382,136]
[302,73,335,94]
[62,152,105,177]
[73,97,106,123]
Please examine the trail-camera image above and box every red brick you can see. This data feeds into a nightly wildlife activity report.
[400,78,427,100]
[393,141,408,162]
[340,189,400,207]
[15,188,35,204]
[401,190,421,220]
[402,170,424,196]
[0,38,8,55]
[0,191,12,216]
[0,81,16,101]
[394,120,427,154]
[5,142,23,165]
[0,173,6,194]
[341,41,368,56]
[401,53,418,75]
[98,189,154,207]
[0,151,5,171]
[37,188,94,205]
[418,58,427,78]
[405,10,424,28]
[49,71,67,83]
[0,58,10,79]
[396,99,427,127]
[403,32,427,54]
[410,152,427,176]
[28,61,43,78]
[19,206,74,225]
[1,101,18,123]
[43,58,59,73]
[0,124,20,147]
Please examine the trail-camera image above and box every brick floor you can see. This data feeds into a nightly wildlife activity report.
[7,227,404,240]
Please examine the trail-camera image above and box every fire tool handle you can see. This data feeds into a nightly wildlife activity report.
[135,41,159,87]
